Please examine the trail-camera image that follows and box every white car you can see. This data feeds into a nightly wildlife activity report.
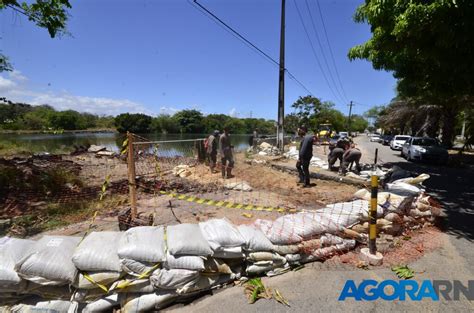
[339,131,349,138]
[370,135,381,142]
[390,135,411,150]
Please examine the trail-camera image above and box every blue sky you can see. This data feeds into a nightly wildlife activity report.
[0,0,396,119]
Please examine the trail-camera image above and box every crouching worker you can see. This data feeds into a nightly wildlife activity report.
[296,126,314,187]
[341,144,362,174]
[328,138,350,171]
[219,127,234,179]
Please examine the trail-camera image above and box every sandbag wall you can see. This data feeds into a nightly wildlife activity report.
[0,174,441,312]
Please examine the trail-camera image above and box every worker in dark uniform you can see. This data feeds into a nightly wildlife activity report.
[328,137,350,171]
[219,127,234,179]
[207,130,219,173]
[296,126,314,187]
[341,144,362,174]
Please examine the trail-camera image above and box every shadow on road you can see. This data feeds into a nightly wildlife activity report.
[387,161,474,242]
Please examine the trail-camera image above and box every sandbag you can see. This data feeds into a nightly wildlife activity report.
[392,174,430,186]
[25,283,72,299]
[72,231,122,272]
[121,291,177,313]
[110,278,154,293]
[237,225,274,251]
[120,259,158,277]
[118,226,166,263]
[16,236,80,286]
[165,252,205,271]
[386,182,421,196]
[247,252,286,264]
[203,258,233,274]
[74,271,121,289]
[150,269,200,290]
[0,237,35,290]
[10,300,78,313]
[199,219,245,251]
[255,200,369,245]
[211,246,245,259]
[176,273,234,295]
[83,294,119,313]
[167,224,213,256]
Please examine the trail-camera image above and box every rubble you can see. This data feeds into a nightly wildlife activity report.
[224,181,253,192]
[87,145,106,153]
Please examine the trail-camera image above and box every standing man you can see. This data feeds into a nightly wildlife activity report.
[341,143,362,174]
[207,130,219,173]
[252,128,259,151]
[219,127,234,179]
[296,126,314,187]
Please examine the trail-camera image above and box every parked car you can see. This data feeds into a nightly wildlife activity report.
[382,135,393,145]
[370,135,382,142]
[339,131,349,138]
[401,137,448,164]
[390,135,411,150]
[328,134,340,146]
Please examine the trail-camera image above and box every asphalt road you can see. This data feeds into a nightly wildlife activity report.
[165,136,474,312]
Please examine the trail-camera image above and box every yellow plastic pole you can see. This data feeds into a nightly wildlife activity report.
[369,175,378,254]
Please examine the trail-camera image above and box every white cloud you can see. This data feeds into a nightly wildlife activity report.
[8,70,27,82]
[0,72,154,116]
[159,106,179,115]
[0,76,16,92]
[229,107,238,117]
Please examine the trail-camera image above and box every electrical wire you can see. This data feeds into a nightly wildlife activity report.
[303,0,346,104]
[292,0,342,103]
[313,0,349,102]
[190,0,315,96]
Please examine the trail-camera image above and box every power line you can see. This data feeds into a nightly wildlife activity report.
[303,0,346,103]
[313,0,349,102]
[189,0,315,96]
[292,0,343,103]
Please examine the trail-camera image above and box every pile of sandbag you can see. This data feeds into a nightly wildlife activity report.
[172,165,193,178]
[257,142,279,156]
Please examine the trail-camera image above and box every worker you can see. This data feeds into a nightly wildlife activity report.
[206,130,219,173]
[296,126,314,187]
[341,143,362,174]
[328,137,350,171]
[219,127,234,179]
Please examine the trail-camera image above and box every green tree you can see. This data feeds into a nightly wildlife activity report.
[224,118,247,134]
[284,114,300,135]
[202,114,231,134]
[350,115,369,133]
[22,111,48,130]
[291,96,332,129]
[349,0,474,146]
[49,110,85,130]
[1,0,72,72]
[151,114,180,134]
[114,113,152,133]
[173,110,204,133]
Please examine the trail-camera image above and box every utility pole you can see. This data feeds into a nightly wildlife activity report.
[277,0,285,152]
[347,101,353,133]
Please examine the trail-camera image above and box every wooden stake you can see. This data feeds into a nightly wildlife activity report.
[127,131,137,219]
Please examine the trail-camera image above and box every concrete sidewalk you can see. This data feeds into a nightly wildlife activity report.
[165,233,473,312]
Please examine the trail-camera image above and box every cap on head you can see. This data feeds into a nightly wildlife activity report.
[213,130,219,136]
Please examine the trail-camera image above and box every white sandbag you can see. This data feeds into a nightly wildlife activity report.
[10,300,78,313]
[83,294,119,313]
[237,225,274,251]
[392,174,430,185]
[271,244,300,255]
[199,219,245,251]
[118,226,166,263]
[72,231,122,272]
[176,273,235,295]
[386,182,421,196]
[121,291,177,313]
[150,269,200,290]
[203,258,233,274]
[25,283,72,299]
[247,252,287,264]
[212,246,245,259]
[16,236,81,286]
[167,224,213,256]
[0,237,35,289]
[255,200,369,245]
[74,271,121,289]
[110,278,154,293]
[120,259,158,277]
[165,252,205,271]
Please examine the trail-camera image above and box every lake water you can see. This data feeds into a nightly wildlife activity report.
[0,132,256,155]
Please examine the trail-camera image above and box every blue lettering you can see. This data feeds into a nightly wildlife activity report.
[379,280,399,301]
[415,280,439,301]
[399,280,419,301]
[339,280,360,301]
[360,280,379,301]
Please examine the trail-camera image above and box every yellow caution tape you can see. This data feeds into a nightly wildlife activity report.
[114,263,160,290]
[82,273,109,293]
[156,189,299,214]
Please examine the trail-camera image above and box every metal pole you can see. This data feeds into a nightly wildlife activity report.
[127,132,138,219]
[347,101,353,133]
[277,0,285,152]
[374,148,378,168]
[369,174,378,254]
